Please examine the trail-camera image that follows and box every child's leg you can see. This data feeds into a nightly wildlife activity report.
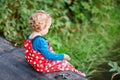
[47,60,86,76]
[61,61,86,76]
[75,70,86,76]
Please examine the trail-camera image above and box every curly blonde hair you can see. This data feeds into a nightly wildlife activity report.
[29,10,51,32]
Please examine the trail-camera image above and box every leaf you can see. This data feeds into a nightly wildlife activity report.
[91,6,99,14]
[109,68,117,72]
[108,61,120,72]
[81,1,90,10]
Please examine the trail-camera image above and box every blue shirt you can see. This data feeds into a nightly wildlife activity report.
[29,36,64,60]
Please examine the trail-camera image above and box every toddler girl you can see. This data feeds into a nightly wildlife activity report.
[24,10,85,76]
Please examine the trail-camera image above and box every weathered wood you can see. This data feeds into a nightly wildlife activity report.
[111,73,120,80]
[0,37,88,80]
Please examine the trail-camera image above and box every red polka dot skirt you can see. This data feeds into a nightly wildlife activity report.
[24,39,85,76]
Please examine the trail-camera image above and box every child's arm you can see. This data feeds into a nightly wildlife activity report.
[32,37,67,60]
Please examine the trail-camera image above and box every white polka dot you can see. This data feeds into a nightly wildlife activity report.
[56,61,60,63]
[59,68,62,70]
[41,57,44,60]
[53,62,56,65]
[25,43,28,47]
[32,54,35,57]
[40,64,43,68]
[41,69,43,71]
[37,69,39,71]
[37,64,39,67]
[39,60,42,63]
[58,64,61,68]
[66,68,69,70]
[27,56,30,59]
[33,51,35,53]
[26,50,28,52]
[30,60,32,62]
[62,63,65,65]
[28,47,31,49]
[47,70,49,72]
[61,67,65,70]
[30,57,33,59]
[36,56,39,59]
[38,52,40,54]
[28,60,30,62]
[51,67,54,69]
[33,61,36,64]
[48,64,51,67]
[45,66,48,70]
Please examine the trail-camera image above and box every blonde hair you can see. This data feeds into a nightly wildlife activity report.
[29,10,51,32]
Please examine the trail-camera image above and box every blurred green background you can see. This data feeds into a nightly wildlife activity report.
[0,0,120,79]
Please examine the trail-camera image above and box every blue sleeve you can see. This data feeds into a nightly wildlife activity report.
[32,37,64,60]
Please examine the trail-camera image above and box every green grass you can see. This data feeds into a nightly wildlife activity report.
[46,25,119,76]
[1,0,120,77]
[46,8,120,76]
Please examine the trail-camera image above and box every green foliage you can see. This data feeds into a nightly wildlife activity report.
[108,61,120,73]
[0,0,120,77]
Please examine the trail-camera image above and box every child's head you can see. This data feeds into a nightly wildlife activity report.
[29,10,51,35]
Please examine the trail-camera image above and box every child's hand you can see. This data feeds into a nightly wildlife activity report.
[64,54,71,61]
